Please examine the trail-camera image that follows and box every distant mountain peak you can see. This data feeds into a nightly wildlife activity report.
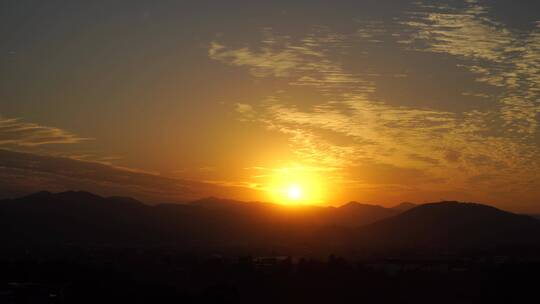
[411,201,497,212]
[392,202,417,212]
[24,190,53,199]
[192,196,243,205]
[107,196,142,203]
[360,200,540,252]
[190,197,269,209]
[57,190,102,197]
[189,197,255,211]
[340,201,388,211]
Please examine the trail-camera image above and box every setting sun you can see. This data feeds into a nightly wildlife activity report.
[287,184,303,200]
[264,166,328,205]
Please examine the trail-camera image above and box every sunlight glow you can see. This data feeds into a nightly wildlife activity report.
[287,184,303,200]
[265,165,328,205]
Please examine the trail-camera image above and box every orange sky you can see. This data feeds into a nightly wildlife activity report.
[1,1,540,212]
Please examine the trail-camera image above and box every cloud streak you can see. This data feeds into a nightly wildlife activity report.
[0,116,89,147]
[403,0,540,135]
[209,28,375,95]
[0,149,258,203]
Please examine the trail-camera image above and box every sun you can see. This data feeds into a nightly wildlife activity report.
[265,165,327,205]
[287,184,303,200]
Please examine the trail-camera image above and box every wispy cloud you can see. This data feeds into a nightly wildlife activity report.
[0,149,258,203]
[235,103,256,121]
[210,28,375,95]
[403,0,540,135]
[403,1,514,62]
[0,116,90,147]
[210,19,540,205]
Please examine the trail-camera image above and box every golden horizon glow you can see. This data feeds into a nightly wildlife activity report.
[265,166,328,205]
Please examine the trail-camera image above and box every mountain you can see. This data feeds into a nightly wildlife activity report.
[189,198,399,228]
[0,191,151,246]
[328,202,399,227]
[0,192,345,255]
[391,202,417,212]
[529,214,540,221]
[189,197,275,213]
[357,201,540,253]
[3,192,540,256]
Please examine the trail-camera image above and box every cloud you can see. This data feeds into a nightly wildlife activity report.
[444,150,461,163]
[403,0,540,135]
[403,2,513,62]
[0,116,89,147]
[210,16,540,207]
[467,173,502,185]
[0,149,260,203]
[408,153,440,165]
[210,28,375,95]
[209,41,302,77]
[235,103,257,121]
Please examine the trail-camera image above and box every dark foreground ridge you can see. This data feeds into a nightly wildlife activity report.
[2,191,540,303]
[357,201,540,252]
[3,251,540,304]
[2,191,540,256]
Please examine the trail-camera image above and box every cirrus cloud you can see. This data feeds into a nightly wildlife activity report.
[209,14,540,208]
[0,116,90,147]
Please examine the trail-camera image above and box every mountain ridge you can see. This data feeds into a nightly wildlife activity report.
[357,201,540,253]
[2,192,539,256]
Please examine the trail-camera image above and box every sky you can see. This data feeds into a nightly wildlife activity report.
[1,0,540,212]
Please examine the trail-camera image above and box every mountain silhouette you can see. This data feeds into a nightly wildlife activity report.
[2,192,540,256]
[329,201,399,226]
[0,192,339,254]
[188,197,399,227]
[391,201,417,212]
[357,201,540,253]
